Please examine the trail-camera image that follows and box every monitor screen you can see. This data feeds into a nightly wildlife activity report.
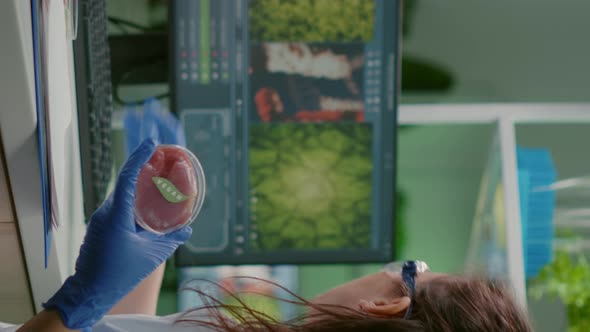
[172,0,400,265]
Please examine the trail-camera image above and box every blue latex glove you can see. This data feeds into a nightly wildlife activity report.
[145,99,186,147]
[124,98,186,156]
[43,139,192,330]
[123,104,159,153]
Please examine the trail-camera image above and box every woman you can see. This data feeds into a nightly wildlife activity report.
[0,139,533,332]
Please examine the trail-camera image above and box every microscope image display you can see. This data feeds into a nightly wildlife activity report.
[248,122,373,250]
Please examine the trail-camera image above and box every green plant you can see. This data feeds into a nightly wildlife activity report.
[529,251,590,332]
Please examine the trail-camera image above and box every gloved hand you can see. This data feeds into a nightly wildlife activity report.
[43,139,192,330]
[124,98,186,156]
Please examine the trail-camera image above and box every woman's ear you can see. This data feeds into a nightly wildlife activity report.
[358,296,411,317]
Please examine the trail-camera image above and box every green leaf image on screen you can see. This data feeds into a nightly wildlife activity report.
[248,0,375,42]
[249,123,373,250]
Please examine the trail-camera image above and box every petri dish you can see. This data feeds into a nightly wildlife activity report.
[134,144,206,234]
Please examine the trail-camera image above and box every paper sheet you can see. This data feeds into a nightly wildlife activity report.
[44,0,75,229]
[32,0,75,266]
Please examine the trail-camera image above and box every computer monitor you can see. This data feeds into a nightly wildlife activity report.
[172,0,401,265]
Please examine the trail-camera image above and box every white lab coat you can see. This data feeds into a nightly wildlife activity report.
[0,313,216,331]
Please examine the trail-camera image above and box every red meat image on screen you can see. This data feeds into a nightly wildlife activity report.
[134,146,198,233]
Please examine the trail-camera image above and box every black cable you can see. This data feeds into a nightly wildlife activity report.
[108,19,130,34]
[114,89,170,105]
[114,88,169,105]
[113,57,169,105]
[107,16,153,32]
[107,16,167,105]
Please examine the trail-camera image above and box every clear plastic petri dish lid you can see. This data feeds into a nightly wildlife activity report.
[134,144,206,235]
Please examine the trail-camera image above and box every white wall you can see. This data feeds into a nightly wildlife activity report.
[403,0,590,102]
[397,124,494,273]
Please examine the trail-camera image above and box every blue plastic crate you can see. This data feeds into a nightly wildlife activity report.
[517,147,556,280]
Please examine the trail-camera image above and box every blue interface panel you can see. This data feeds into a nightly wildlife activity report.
[172,0,400,265]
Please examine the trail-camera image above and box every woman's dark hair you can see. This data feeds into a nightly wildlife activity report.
[409,276,532,332]
[176,276,532,332]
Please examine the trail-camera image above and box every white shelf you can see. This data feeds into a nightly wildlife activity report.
[399,103,590,124]
[460,120,525,307]
[398,103,590,307]
[401,102,590,307]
